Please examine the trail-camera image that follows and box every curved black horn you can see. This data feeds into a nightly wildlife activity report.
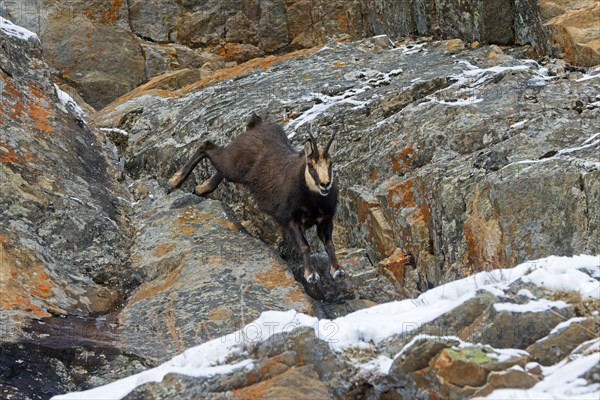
[324,129,337,155]
[307,130,318,151]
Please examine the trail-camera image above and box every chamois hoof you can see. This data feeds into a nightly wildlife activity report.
[332,269,345,279]
[306,272,321,283]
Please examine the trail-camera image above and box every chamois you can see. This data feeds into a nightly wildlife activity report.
[166,114,343,282]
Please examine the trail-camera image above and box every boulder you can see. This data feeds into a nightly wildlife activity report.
[431,345,529,387]
[541,0,600,67]
[473,367,539,397]
[389,337,460,373]
[526,317,599,365]
[3,1,146,109]
[467,301,575,349]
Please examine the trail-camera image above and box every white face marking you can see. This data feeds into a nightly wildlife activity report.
[305,167,321,193]
[305,156,333,196]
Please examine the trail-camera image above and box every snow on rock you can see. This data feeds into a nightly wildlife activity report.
[477,353,600,399]
[520,254,600,297]
[54,84,87,120]
[548,317,588,336]
[52,310,318,400]
[0,16,39,42]
[493,299,570,313]
[52,255,599,399]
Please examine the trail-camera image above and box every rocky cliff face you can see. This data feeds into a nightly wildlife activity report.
[2,1,597,109]
[1,8,599,400]
[95,35,600,296]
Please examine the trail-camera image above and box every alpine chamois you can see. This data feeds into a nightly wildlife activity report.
[166,114,343,282]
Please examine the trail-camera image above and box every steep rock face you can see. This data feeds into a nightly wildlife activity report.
[0,19,152,400]
[118,185,314,363]
[95,37,600,295]
[0,18,133,338]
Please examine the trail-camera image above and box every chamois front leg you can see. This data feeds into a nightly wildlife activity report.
[287,220,320,283]
[165,140,218,193]
[317,218,344,279]
[193,171,224,196]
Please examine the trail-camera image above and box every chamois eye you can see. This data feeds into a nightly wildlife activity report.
[308,162,315,169]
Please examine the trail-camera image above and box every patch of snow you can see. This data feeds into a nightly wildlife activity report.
[477,353,600,399]
[54,255,600,399]
[520,256,600,298]
[493,299,569,313]
[100,127,129,137]
[516,288,536,299]
[490,347,530,363]
[576,67,600,82]
[398,42,427,55]
[52,310,317,400]
[510,120,529,129]
[54,85,87,120]
[507,132,600,170]
[548,317,587,336]
[0,16,39,42]
[353,355,394,376]
[431,95,484,107]
[286,86,371,133]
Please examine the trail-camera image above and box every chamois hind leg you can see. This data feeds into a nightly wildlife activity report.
[317,218,344,280]
[166,140,217,193]
[193,171,223,196]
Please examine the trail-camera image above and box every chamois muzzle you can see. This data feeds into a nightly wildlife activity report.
[319,181,332,196]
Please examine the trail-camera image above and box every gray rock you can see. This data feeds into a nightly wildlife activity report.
[5,1,146,109]
[0,19,149,398]
[389,337,460,374]
[117,186,314,362]
[526,317,599,366]
[467,302,575,349]
[128,0,180,43]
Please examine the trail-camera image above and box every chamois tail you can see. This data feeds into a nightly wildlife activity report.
[246,113,263,130]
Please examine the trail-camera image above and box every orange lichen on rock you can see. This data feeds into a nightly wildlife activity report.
[180,47,317,94]
[28,98,53,133]
[379,248,408,286]
[153,242,175,258]
[463,187,507,271]
[370,168,378,183]
[391,143,416,172]
[84,0,123,25]
[128,262,183,304]
[0,241,54,318]
[255,261,297,290]
[173,207,213,236]
[0,141,35,166]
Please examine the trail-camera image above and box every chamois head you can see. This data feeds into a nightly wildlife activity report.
[304,130,336,197]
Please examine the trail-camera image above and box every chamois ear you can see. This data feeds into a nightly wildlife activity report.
[304,140,314,157]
